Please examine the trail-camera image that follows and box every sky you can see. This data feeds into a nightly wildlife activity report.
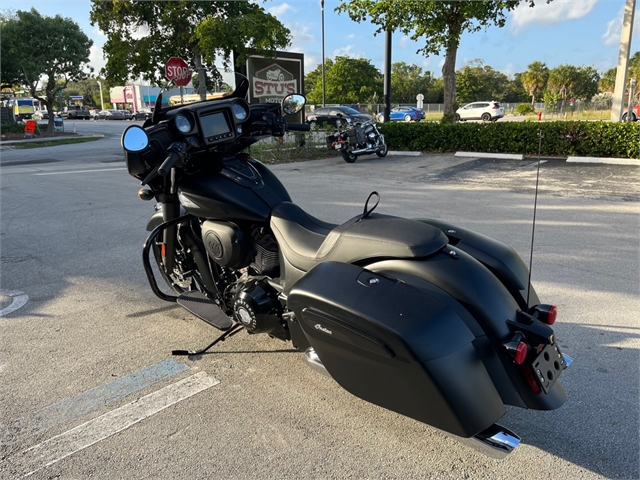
[2,0,639,81]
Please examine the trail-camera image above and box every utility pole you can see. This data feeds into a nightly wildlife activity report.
[321,0,326,107]
[96,80,104,111]
[383,29,392,123]
[611,0,636,122]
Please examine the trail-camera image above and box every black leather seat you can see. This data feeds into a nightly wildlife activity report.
[271,202,449,272]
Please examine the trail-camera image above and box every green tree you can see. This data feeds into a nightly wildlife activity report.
[0,8,92,133]
[90,1,291,101]
[521,61,549,106]
[455,59,510,103]
[391,62,434,104]
[305,56,383,105]
[336,0,552,121]
[547,64,579,101]
[573,66,600,101]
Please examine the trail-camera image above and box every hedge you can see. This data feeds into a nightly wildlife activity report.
[0,122,48,134]
[378,121,640,159]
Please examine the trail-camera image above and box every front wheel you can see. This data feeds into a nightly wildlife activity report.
[404,114,412,122]
[151,238,198,295]
[341,149,358,163]
[375,140,388,158]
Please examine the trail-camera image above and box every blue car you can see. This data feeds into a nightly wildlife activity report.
[378,106,425,123]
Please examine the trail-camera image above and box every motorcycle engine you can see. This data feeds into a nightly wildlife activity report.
[233,279,288,340]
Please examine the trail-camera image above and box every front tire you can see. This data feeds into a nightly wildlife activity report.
[151,240,197,295]
[404,114,412,122]
[375,140,389,158]
[341,149,358,163]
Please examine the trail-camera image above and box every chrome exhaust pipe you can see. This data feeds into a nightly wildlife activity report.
[465,424,521,459]
[349,148,374,155]
[303,347,332,378]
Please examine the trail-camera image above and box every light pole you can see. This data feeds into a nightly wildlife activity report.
[321,0,325,107]
[96,80,104,111]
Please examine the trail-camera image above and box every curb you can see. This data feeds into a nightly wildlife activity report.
[566,156,640,166]
[388,151,421,157]
[455,151,524,160]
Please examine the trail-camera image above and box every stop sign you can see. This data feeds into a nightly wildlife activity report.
[165,57,192,87]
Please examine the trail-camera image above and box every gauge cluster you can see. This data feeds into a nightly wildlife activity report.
[167,98,250,148]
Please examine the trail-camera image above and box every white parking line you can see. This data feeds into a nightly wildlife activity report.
[0,289,29,317]
[11,372,219,478]
[33,167,127,176]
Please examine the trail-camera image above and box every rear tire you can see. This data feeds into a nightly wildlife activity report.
[481,113,491,122]
[341,150,358,163]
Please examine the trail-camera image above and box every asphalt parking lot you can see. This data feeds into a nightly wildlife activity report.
[0,146,638,479]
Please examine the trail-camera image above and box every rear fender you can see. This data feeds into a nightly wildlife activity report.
[415,218,539,309]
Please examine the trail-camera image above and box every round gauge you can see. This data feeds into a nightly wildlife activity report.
[232,103,248,121]
[175,113,192,133]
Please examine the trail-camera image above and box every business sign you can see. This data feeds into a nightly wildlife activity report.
[245,52,304,122]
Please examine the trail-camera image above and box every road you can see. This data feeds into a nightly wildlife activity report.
[0,135,638,479]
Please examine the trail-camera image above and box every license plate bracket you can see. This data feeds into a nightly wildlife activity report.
[531,343,566,394]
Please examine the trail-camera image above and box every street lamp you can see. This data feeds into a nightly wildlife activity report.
[321,0,325,107]
[96,80,104,111]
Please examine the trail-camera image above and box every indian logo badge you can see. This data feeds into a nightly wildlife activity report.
[252,63,298,104]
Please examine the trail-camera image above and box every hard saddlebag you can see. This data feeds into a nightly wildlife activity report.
[288,261,505,438]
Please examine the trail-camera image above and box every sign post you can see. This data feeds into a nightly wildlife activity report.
[165,57,192,105]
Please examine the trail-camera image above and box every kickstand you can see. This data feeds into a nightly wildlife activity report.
[172,324,244,356]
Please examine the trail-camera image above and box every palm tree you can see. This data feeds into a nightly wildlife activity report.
[521,61,549,106]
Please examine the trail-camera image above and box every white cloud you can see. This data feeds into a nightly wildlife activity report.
[510,0,599,33]
[398,35,411,50]
[333,45,365,58]
[346,34,359,40]
[601,5,640,47]
[269,3,294,16]
[88,44,107,75]
[289,23,316,45]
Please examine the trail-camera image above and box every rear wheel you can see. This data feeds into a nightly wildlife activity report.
[341,150,358,163]
[622,112,636,122]
[481,113,491,122]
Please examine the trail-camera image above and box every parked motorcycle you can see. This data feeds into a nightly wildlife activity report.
[121,76,571,458]
[326,117,388,163]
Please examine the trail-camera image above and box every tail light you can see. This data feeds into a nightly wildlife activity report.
[531,305,557,325]
[504,333,528,365]
[492,104,499,109]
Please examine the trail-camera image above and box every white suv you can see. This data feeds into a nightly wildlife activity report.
[456,101,504,122]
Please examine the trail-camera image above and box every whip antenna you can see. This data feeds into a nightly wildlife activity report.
[526,130,543,307]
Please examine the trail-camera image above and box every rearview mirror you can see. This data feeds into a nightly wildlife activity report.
[282,94,306,115]
[122,125,149,152]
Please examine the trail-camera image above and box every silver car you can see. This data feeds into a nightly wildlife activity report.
[456,101,504,122]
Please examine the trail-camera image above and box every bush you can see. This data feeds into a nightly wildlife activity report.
[516,104,535,116]
[0,122,48,134]
[378,121,640,158]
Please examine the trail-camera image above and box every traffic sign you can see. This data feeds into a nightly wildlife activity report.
[165,57,192,87]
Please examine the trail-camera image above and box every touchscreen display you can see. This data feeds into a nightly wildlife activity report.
[200,112,230,137]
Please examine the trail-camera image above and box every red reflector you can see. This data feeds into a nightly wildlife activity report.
[521,367,541,394]
[514,343,528,365]
[546,305,557,325]
[161,243,166,258]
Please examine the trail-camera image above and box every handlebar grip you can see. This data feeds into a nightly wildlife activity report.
[287,123,311,132]
[158,151,180,177]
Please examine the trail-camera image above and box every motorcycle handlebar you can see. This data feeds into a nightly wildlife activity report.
[287,123,310,132]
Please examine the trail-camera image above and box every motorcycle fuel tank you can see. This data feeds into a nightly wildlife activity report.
[177,156,292,222]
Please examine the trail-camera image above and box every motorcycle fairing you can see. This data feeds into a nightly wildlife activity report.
[288,261,506,438]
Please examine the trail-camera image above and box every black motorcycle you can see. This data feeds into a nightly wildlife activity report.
[326,117,388,163]
[121,76,571,458]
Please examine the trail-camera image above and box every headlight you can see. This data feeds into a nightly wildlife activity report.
[175,113,192,134]
[232,103,248,121]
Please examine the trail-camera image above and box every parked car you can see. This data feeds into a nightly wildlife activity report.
[32,109,49,120]
[306,106,374,128]
[93,109,127,120]
[456,101,504,122]
[130,108,153,121]
[121,110,133,121]
[378,106,425,123]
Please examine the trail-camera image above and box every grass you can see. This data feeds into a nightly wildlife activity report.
[8,137,102,149]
